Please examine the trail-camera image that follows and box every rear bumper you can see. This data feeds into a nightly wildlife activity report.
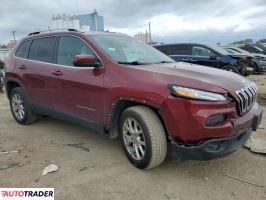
[170,108,263,160]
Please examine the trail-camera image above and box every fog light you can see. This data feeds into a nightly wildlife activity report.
[206,114,227,126]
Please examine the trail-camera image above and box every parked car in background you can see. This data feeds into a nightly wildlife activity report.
[223,46,266,73]
[0,49,12,61]
[239,44,266,55]
[255,43,266,53]
[154,43,252,76]
[4,30,262,169]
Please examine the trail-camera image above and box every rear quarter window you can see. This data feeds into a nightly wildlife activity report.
[15,40,31,58]
[28,37,57,63]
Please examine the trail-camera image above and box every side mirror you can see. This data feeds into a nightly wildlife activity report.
[73,55,100,67]
[210,53,217,60]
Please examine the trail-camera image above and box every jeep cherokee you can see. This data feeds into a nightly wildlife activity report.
[4,30,263,169]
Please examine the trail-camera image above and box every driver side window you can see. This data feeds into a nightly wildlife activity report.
[192,46,213,57]
[57,36,96,66]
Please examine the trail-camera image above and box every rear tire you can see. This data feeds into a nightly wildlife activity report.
[9,87,38,125]
[222,65,240,74]
[120,106,167,169]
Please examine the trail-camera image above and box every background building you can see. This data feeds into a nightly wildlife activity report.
[51,10,104,32]
[75,9,104,32]
[134,31,151,43]
[134,22,153,44]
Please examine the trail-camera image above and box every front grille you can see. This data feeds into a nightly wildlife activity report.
[236,82,257,114]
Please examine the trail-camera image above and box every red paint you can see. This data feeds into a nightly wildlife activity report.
[5,31,260,144]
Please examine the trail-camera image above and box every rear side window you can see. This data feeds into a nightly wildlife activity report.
[155,46,170,55]
[170,45,191,55]
[28,37,57,63]
[15,40,31,58]
[57,36,96,66]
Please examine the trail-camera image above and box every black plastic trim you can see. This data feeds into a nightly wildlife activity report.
[170,128,252,161]
[32,103,105,134]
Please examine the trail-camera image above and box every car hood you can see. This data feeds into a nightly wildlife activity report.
[228,53,253,59]
[131,62,252,99]
[251,53,266,60]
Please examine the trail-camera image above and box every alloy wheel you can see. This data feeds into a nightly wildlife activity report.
[122,118,146,160]
[11,93,25,120]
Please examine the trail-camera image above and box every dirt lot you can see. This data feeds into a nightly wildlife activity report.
[0,75,266,200]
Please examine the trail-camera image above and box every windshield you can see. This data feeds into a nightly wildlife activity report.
[231,47,250,54]
[224,48,239,54]
[90,35,174,65]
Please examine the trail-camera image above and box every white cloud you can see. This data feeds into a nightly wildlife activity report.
[0,0,265,44]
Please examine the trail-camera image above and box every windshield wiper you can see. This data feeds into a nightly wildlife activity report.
[118,61,147,65]
[156,61,174,64]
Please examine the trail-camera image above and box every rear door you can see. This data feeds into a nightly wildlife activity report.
[16,36,57,107]
[50,35,105,122]
[168,44,193,62]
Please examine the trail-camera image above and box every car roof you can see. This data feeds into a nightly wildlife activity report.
[23,30,130,41]
[154,43,211,47]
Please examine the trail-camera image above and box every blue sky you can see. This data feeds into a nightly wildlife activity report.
[0,0,265,45]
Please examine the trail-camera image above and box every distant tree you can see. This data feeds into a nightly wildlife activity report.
[231,39,253,45]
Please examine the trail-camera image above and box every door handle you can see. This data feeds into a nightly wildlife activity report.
[190,59,198,62]
[19,65,27,70]
[181,58,189,61]
[51,70,63,76]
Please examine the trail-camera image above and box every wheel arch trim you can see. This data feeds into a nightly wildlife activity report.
[105,97,167,139]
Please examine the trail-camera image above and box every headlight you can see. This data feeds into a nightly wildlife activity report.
[169,85,226,101]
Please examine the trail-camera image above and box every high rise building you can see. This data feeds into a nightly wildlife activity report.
[51,10,104,32]
[74,9,104,32]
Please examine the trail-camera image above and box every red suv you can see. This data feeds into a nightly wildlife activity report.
[4,30,263,169]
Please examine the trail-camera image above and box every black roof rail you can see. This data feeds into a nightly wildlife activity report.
[28,28,80,36]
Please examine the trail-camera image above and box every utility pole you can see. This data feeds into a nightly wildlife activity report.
[12,31,16,43]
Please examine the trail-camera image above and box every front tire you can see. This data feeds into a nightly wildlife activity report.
[9,87,38,125]
[120,106,167,169]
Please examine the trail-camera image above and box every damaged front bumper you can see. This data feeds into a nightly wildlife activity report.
[170,108,263,160]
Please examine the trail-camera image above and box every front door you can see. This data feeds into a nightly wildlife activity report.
[191,45,218,68]
[50,35,105,122]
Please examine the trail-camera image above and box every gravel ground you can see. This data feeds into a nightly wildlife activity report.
[0,74,265,200]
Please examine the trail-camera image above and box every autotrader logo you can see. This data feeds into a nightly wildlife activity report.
[0,188,54,200]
